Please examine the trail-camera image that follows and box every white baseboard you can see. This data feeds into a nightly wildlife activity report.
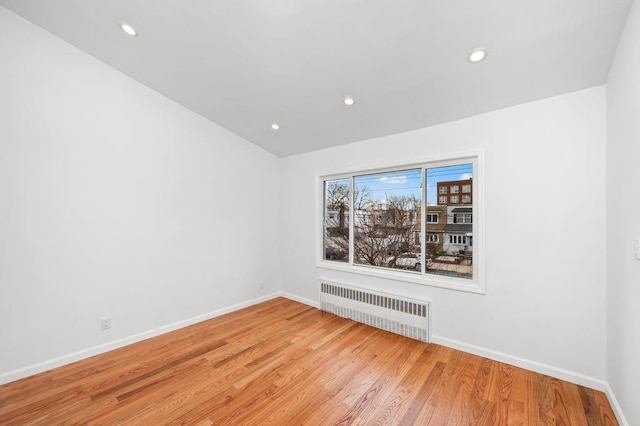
[0,292,281,386]
[431,335,608,392]
[279,291,319,308]
[604,383,629,426]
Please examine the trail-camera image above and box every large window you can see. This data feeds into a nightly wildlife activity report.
[320,154,482,292]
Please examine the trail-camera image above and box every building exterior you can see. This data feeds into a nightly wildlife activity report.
[424,205,447,255]
[437,178,473,206]
[442,206,472,261]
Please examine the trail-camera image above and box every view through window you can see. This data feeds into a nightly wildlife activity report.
[323,162,474,281]
[426,163,473,279]
[323,179,350,262]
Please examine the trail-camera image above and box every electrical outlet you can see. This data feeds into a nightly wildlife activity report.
[101,317,111,330]
[259,281,264,290]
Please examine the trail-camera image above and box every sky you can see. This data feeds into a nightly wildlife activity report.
[350,163,473,205]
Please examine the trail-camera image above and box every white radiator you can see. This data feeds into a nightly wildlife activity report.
[319,280,431,343]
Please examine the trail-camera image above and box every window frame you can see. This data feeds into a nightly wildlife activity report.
[316,151,485,294]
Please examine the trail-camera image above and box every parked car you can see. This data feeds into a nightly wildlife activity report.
[325,247,347,260]
[387,252,433,270]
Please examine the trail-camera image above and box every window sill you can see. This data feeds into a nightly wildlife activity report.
[316,260,485,294]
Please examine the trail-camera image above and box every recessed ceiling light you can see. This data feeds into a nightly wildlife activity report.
[468,48,487,63]
[343,97,355,106]
[271,123,280,131]
[119,22,138,37]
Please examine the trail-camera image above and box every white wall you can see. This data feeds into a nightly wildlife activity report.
[607,0,640,424]
[280,87,608,385]
[0,7,280,382]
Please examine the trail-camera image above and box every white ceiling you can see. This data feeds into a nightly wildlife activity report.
[0,1,634,157]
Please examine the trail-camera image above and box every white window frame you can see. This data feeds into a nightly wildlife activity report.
[316,151,485,294]
[426,213,439,223]
[426,234,439,243]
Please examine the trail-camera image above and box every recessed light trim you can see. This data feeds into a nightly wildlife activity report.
[468,48,487,63]
[271,123,280,131]
[120,22,138,37]
[343,97,355,106]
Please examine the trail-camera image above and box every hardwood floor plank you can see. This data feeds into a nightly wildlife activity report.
[442,351,482,425]
[324,337,428,426]
[400,360,446,424]
[299,330,417,425]
[418,347,471,425]
[560,380,590,425]
[593,388,619,426]
[501,364,530,426]
[361,344,443,424]
[467,357,497,424]
[577,385,607,426]
[550,377,574,425]
[169,320,365,424]
[530,372,556,425]
[198,323,376,425]
[0,298,619,425]
[91,340,227,401]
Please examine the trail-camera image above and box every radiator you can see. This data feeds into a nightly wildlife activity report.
[319,280,431,342]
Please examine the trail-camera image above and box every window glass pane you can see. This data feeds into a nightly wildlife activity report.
[353,169,422,271]
[426,164,473,280]
[324,179,349,262]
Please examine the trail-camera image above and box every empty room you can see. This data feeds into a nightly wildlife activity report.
[1,0,639,424]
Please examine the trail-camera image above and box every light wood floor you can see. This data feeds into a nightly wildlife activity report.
[0,297,617,425]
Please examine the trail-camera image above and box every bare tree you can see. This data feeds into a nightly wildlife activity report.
[353,194,420,267]
[325,182,420,267]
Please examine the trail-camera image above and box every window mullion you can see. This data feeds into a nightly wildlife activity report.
[421,168,426,274]
[348,176,355,265]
